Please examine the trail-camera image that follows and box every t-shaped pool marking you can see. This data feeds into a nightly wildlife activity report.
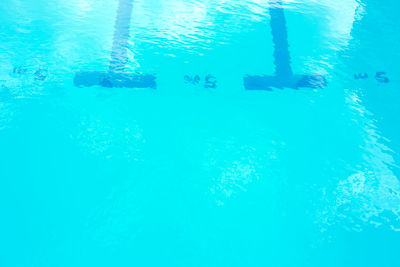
[74,0,156,88]
[244,0,326,91]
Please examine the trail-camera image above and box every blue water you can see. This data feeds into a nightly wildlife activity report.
[1,0,400,266]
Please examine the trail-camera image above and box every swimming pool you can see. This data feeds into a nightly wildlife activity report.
[1,0,400,266]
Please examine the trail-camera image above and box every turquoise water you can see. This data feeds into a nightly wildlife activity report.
[1,0,400,266]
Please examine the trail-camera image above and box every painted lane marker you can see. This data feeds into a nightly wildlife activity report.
[244,0,327,90]
[74,0,156,88]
